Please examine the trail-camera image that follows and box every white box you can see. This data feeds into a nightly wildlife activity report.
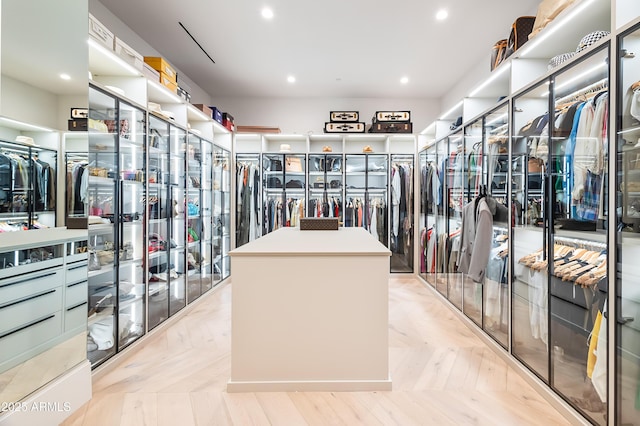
[114,37,144,71]
[88,13,114,50]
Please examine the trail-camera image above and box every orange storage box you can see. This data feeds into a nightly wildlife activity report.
[144,57,177,83]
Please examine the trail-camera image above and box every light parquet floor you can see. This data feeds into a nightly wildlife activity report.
[62,277,572,426]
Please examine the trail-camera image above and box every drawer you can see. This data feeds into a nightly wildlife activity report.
[0,311,62,366]
[65,302,88,332]
[66,280,87,308]
[0,268,64,305]
[89,13,114,50]
[66,261,88,285]
[0,288,62,335]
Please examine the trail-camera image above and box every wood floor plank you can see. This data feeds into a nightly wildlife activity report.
[60,278,574,426]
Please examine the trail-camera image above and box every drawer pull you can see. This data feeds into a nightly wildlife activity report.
[67,280,88,288]
[68,264,87,272]
[67,301,87,312]
[0,289,56,309]
[0,314,55,339]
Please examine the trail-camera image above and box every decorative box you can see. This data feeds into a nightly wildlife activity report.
[374,111,411,122]
[114,37,143,71]
[159,72,177,93]
[369,122,412,133]
[300,218,339,230]
[192,104,213,118]
[89,13,114,50]
[177,87,191,102]
[324,122,365,133]
[209,106,223,123]
[68,119,88,131]
[144,57,177,83]
[330,111,359,122]
[142,62,160,81]
[223,112,235,131]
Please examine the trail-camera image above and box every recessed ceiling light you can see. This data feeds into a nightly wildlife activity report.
[261,7,274,19]
[60,73,71,80]
[287,75,296,83]
[435,9,448,21]
[400,76,409,84]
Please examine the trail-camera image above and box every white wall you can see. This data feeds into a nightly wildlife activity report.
[0,75,58,129]
[212,97,439,135]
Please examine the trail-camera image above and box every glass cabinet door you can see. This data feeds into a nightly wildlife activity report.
[283,154,306,227]
[169,125,187,316]
[446,132,464,310]
[420,146,438,286]
[186,134,203,303]
[484,105,510,348]
[308,154,343,220]
[219,149,231,280]
[462,120,484,325]
[147,115,170,330]
[87,86,117,365]
[365,154,388,246]
[345,154,367,228]
[617,23,640,426]
[548,46,608,425]
[117,102,146,348]
[262,153,285,233]
[201,141,213,291]
[435,139,449,297]
[390,154,413,273]
[511,81,551,382]
[235,154,261,247]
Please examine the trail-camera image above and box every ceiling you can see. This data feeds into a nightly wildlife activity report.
[98,0,540,100]
[1,0,88,96]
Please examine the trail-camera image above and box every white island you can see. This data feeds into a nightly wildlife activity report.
[227,227,391,392]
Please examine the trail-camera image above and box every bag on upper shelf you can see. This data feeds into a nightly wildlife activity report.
[529,0,576,40]
[506,16,536,57]
[491,39,509,71]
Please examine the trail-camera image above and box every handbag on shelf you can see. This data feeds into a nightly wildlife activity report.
[97,250,114,265]
[491,39,509,71]
[529,0,576,40]
[285,156,303,172]
[506,16,536,57]
[88,250,101,271]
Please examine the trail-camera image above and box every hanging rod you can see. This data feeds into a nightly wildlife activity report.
[553,235,606,250]
[555,78,608,105]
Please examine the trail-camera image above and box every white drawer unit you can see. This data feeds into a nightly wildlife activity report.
[66,260,88,285]
[0,268,64,304]
[0,311,63,369]
[0,288,62,335]
[66,280,87,308]
[64,301,88,332]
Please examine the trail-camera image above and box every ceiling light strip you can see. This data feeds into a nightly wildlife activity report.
[88,38,140,76]
[439,101,463,120]
[469,63,511,97]
[0,117,54,132]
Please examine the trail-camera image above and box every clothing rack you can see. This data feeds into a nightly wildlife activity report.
[555,78,608,106]
[553,236,606,250]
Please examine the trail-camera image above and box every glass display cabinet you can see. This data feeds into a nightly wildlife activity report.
[214,147,231,281]
[262,153,306,233]
[169,125,187,317]
[186,134,204,302]
[419,145,438,286]
[390,154,414,273]
[483,104,510,348]
[435,138,449,297]
[308,153,343,221]
[344,153,388,246]
[616,22,640,426]
[87,85,146,366]
[235,153,261,247]
[445,131,464,310]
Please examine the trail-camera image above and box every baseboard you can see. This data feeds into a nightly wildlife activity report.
[227,378,392,393]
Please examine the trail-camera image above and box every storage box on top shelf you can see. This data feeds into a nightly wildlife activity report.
[209,106,223,124]
[177,87,191,102]
[369,122,413,133]
[144,57,177,83]
[89,13,114,50]
[142,62,160,81]
[159,72,178,93]
[114,37,144,71]
[223,112,235,132]
[192,104,213,118]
